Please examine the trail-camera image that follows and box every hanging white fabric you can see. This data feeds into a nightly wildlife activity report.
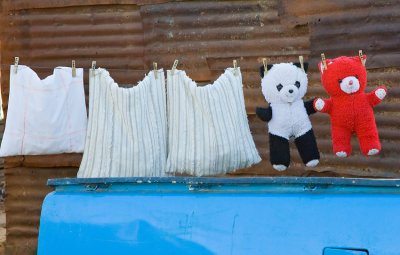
[0,85,4,121]
[0,66,87,156]
[166,68,261,176]
[77,68,167,178]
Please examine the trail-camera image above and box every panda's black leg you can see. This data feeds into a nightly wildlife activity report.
[269,133,290,171]
[295,129,320,167]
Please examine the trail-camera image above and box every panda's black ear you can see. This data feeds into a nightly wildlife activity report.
[259,64,274,78]
[293,62,309,73]
[259,65,265,78]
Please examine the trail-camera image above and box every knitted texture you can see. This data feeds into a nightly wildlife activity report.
[78,68,167,177]
[166,68,261,176]
[314,55,387,157]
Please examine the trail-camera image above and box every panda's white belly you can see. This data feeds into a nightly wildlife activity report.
[268,100,312,139]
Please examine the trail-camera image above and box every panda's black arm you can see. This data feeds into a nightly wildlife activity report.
[304,98,317,115]
[256,106,272,122]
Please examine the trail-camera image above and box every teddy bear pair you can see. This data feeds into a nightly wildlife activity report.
[256,53,387,171]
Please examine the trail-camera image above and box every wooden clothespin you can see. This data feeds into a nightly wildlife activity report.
[233,59,238,76]
[72,60,76,77]
[91,61,96,76]
[299,56,305,71]
[14,57,19,74]
[171,59,178,75]
[153,62,158,79]
[262,58,268,76]
[321,53,327,70]
[359,50,366,66]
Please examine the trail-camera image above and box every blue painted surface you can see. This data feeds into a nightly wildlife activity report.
[323,248,368,255]
[38,177,400,255]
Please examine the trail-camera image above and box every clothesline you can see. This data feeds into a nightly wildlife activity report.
[0,64,250,72]
[0,65,154,72]
[0,65,260,177]
[0,58,261,79]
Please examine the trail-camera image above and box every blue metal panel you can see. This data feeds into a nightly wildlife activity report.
[324,248,368,255]
[47,177,400,188]
[38,177,400,255]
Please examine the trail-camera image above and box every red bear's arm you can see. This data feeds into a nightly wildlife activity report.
[367,86,387,107]
[313,98,333,114]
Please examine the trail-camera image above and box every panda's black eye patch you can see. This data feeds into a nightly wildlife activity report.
[276,84,283,91]
[295,81,300,88]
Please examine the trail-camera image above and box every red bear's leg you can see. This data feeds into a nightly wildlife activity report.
[355,121,381,156]
[332,126,352,157]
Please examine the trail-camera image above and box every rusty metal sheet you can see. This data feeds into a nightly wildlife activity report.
[1,0,173,11]
[281,0,400,68]
[1,4,145,113]
[4,166,78,254]
[141,1,309,80]
[0,0,398,179]
[1,1,400,252]
[3,154,82,169]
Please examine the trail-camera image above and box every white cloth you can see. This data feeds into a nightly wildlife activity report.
[0,85,4,121]
[166,68,261,176]
[268,100,312,139]
[77,68,167,178]
[0,65,87,156]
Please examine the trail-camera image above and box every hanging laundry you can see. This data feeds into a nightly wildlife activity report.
[166,68,261,176]
[0,85,4,121]
[77,68,167,178]
[0,66,87,156]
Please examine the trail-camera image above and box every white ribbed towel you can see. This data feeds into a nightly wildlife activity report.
[166,68,261,176]
[77,68,167,178]
[0,84,4,121]
[0,66,87,156]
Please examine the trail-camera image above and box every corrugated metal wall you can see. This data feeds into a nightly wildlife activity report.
[0,0,399,253]
[4,156,79,254]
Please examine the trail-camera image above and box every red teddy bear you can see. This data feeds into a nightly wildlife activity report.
[314,54,387,157]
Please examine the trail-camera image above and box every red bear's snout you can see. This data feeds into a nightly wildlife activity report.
[339,76,360,94]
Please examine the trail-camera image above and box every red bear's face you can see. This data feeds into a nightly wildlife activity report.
[318,55,367,97]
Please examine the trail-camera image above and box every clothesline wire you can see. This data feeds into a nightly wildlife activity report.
[0,64,255,72]
[0,65,152,72]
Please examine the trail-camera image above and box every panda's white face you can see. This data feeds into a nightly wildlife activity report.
[261,63,308,104]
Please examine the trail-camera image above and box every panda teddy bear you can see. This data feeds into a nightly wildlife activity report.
[314,53,387,157]
[256,59,320,171]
